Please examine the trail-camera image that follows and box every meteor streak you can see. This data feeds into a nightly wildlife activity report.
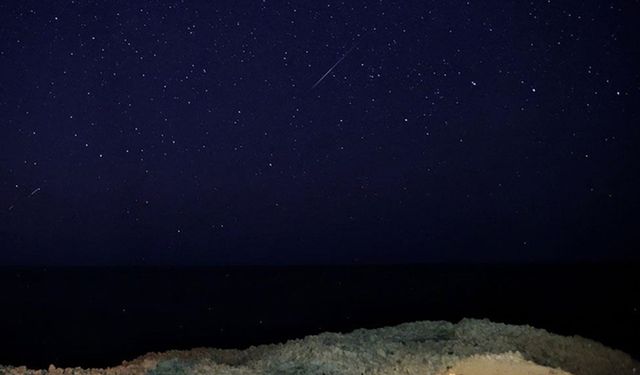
[311,45,356,89]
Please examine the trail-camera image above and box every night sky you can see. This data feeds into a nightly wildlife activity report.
[1,0,638,265]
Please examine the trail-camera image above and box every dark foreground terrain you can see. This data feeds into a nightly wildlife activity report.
[0,263,638,369]
[2,318,638,375]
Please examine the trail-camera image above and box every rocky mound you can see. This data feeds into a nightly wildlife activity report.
[1,318,637,375]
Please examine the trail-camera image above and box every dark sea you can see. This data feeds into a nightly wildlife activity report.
[1,263,638,368]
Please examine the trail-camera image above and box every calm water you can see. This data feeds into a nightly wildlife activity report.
[1,264,638,368]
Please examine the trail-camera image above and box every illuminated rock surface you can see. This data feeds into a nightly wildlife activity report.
[2,318,637,375]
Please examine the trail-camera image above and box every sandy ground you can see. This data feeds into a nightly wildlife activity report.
[438,352,573,375]
[1,318,637,375]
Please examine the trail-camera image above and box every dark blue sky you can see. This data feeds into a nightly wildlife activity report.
[1,0,638,265]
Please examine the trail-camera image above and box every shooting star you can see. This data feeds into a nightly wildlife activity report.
[7,187,40,212]
[311,45,356,90]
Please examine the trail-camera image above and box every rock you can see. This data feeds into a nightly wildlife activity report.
[2,319,637,375]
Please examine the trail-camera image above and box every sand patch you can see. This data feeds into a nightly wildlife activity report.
[440,352,573,375]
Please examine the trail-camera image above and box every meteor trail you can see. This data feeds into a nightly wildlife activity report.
[311,45,356,90]
[7,187,41,211]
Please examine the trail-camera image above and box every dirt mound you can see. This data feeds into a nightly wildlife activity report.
[1,318,637,375]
